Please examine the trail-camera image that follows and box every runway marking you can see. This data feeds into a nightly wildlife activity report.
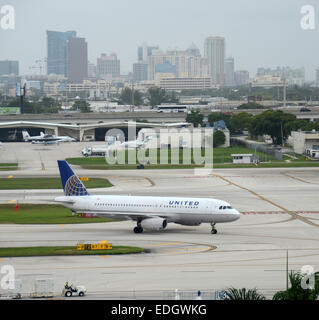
[144,177,155,187]
[101,255,110,258]
[0,258,5,261]
[145,242,182,247]
[212,174,319,229]
[242,211,319,215]
[281,171,318,185]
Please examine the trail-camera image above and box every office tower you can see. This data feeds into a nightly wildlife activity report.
[137,45,159,62]
[204,36,225,85]
[316,68,319,86]
[235,70,249,86]
[88,61,97,78]
[147,50,208,80]
[66,37,88,82]
[133,62,148,82]
[97,53,120,78]
[186,43,201,57]
[225,57,235,87]
[46,30,76,76]
[0,60,19,75]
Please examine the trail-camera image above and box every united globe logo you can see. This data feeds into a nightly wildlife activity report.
[64,175,88,196]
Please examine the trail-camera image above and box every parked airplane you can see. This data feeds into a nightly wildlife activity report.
[118,136,151,149]
[22,130,76,144]
[55,160,240,234]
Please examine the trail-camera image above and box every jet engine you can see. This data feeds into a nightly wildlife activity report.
[141,217,167,231]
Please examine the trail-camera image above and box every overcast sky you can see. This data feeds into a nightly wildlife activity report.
[0,0,318,80]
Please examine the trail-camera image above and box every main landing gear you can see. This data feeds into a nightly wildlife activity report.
[133,220,143,233]
[210,222,217,234]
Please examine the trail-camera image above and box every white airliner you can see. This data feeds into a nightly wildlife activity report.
[55,161,240,234]
[22,130,76,144]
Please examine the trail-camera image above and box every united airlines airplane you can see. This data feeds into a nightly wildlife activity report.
[55,160,240,234]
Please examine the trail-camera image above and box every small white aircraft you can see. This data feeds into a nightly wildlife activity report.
[117,137,151,150]
[55,161,240,234]
[22,130,76,144]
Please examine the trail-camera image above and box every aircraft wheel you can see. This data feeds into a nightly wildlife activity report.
[134,226,143,233]
[211,229,217,234]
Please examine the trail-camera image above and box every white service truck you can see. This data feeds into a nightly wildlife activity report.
[82,145,107,157]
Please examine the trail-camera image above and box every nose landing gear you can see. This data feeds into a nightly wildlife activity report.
[210,222,217,234]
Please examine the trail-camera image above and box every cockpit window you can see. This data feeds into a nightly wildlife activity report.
[227,206,232,209]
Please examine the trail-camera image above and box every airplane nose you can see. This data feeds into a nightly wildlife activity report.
[232,210,241,220]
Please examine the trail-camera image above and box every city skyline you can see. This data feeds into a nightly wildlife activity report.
[1,0,318,80]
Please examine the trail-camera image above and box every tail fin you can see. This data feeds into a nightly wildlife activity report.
[57,160,89,196]
[22,131,30,140]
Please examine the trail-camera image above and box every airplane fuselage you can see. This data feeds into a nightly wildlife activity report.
[55,195,240,225]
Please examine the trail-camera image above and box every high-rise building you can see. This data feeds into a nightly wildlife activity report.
[224,57,235,87]
[235,70,249,86]
[138,45,159,62]
[67,37,88,82]
[0,60,19,75]
[257,66,305,86]
[88,61,97,78]
[316,68,319,86]
[133,62,148,82]
[97,53,120,78]
[186,43,201,57]
[147,50,208,80]
[204,36,225,85]
[46,30,76,76]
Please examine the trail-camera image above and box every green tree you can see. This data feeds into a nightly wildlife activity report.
[223,288,266,300]
[208,112,232,129]
[237,102,265,109]
[249,110,296,145]
[213,130,226,147]
[186,110,204,127]
[273,271,317,300]
[119,87,143,106]
[229,112,253,134]
[72,100,91,113]
[147,87,168,107]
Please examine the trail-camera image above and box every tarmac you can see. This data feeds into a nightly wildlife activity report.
[0,142,318,299]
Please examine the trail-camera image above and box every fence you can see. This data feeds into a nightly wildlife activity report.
[231,137,283,161]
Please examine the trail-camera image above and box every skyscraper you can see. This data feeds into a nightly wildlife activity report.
[316,68,319,86]
[224,57,235,87]
[133,62,148,82]
[235,70,249,86]
[204,36,225,85]
[0,60,19,75]
[97,53,120,78]
[137,45,159,62]
[67,37,88,82]
[46,30,76,76]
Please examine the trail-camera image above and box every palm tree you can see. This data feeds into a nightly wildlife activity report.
[273,271,317,300]
[223,288,266,300]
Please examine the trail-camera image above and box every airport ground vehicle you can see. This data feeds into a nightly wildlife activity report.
[82,145,107,157]
[62,284,87,297]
